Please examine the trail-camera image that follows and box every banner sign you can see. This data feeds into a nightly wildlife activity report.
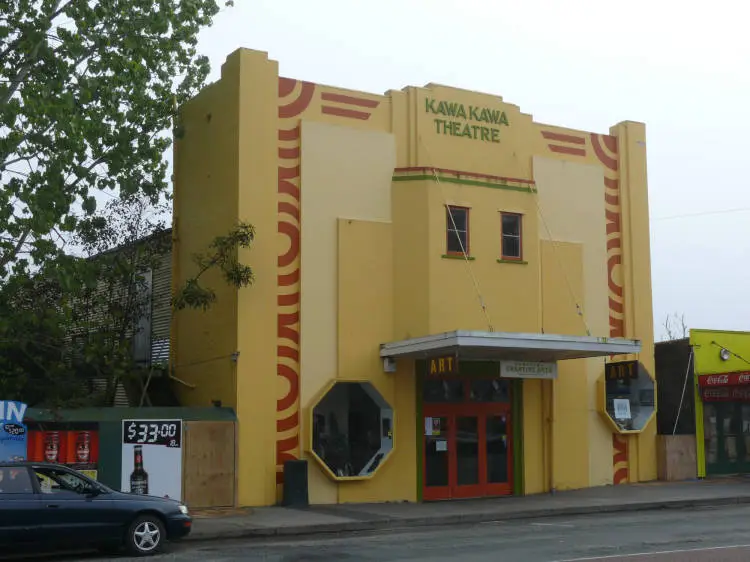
[698,372,750,387]
[500,360,557,380]
[121,419,183,500]
[26,426,99,479]
[702,386,750,402]
[0,401,27,462]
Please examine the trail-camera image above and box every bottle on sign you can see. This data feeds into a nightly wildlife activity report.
[129,445,149,495]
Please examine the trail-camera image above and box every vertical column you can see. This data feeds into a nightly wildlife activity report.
[234,49,286,506]
[612,120,657,483]
[591,132,629,484]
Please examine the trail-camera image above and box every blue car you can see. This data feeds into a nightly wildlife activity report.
[0,462,191,556]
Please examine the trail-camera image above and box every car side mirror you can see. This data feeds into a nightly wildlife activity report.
[85,486,101,498]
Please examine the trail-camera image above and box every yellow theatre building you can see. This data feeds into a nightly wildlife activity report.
[171,48,657,507]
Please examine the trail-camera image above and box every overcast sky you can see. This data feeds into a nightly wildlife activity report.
[197,0,749,342]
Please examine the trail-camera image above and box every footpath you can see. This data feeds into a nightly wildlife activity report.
[187,477,750,542]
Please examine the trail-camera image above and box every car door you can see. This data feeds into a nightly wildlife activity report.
[32,465,120,546]
[0,466,41,545]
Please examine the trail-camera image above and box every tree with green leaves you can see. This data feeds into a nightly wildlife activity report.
[0,0,259,408]
[0,0,225,280]
[0,193,255,408]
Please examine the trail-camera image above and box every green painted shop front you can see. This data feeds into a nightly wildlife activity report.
[25,406,237,506]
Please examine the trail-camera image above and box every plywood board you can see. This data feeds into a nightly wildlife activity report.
[183,421,236,508]
[657,435,697,481]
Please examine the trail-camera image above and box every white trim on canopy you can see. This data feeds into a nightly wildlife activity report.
[380,331,641,362]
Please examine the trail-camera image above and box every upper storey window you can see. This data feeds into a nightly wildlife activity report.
[445,206,470,256]
[501,213,522,260]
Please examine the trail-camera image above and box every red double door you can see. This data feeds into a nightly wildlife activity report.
[423,403,512,501]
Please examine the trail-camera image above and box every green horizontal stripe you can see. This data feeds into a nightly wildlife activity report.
[393,174,536,193]
[497,259,528,265]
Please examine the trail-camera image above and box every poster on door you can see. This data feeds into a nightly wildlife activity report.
[26,426,100,479]
[121,419,183,500]
[0,401,28,462]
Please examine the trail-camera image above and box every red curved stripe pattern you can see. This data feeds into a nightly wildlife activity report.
[279,127,300,142]
[591,133,625,340]
[277,221,300,268]
[276,77,315,486]
[612,434,629,485]
[279,81,315,119]
[277,411,299,433]
[591,133,618,172]
[592,132,629,485]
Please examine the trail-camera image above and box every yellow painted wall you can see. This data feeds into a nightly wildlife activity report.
[172,58,240,409]
[540,241,590,489]
[298,120,401,503]
[408,84,535,179]
[691,329,750,374]
[336,219,417,503]
[534,157,614,489]
[426,182,540,335]
[172,50,282,507]
[522,379,545,494]
[173,48,656,506]
[613,122,657,484]
[234,50,283,507]
[391,180,431,341]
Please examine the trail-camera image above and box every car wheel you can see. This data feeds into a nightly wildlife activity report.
[125,514,166,556]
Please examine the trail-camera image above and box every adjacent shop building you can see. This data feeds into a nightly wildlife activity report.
[656,329,750,478]
[171,48,657,507]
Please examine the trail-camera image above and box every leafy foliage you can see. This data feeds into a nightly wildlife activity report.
[0,0,223,279]
[0,196,257,408]
[0,0,255,408]
[173,222,255,311]
[0,197,171,407]
[68,197,171,405]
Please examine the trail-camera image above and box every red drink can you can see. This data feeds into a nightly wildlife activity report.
[44,431,60,463]
[75,431,91,463]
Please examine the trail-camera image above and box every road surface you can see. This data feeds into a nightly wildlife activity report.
[8,503,750,561]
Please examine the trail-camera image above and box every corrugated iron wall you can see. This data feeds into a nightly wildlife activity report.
[655,338,696,435]
[150,251,172,366]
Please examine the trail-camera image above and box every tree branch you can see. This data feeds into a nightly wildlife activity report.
[0,0,64,106]
[0,227,31,271]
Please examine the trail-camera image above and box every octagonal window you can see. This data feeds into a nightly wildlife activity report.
[604,360,655,432]
[311,382,394,479]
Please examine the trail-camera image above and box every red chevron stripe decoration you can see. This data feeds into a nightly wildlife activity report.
[275,77,314,486]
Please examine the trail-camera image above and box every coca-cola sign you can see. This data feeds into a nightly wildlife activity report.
[698,372,750,387]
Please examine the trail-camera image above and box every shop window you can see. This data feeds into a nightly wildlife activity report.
[423,378,510,403]
[424,379,465,403]
[601,360,656,433]
[446,206,470,256]
[311,382,394,479]
[501,213,522,260]
[470,379,510,402]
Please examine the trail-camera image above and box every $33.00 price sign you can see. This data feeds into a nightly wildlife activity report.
[122,420,182,448]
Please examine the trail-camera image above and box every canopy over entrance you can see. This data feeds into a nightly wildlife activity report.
[380,331,641,362]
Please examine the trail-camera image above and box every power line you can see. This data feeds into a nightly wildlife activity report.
[651,207,750,222]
